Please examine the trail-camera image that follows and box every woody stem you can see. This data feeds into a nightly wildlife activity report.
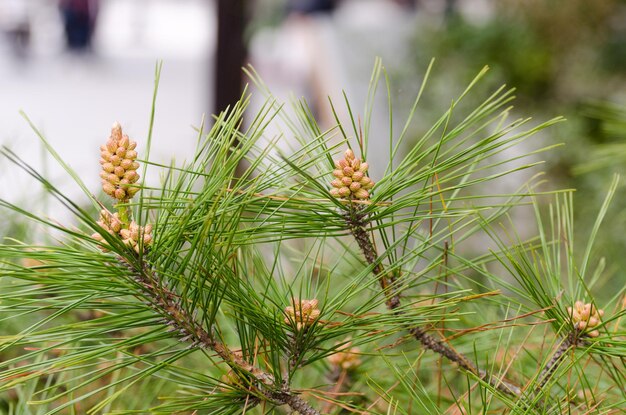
[345,206,522,398]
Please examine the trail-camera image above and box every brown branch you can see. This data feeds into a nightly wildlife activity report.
[344,207,523,398]
[536,330,584,392]
[119,256,321,415]
[346,211,400,310]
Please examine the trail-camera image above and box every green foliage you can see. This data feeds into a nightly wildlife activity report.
[0,60,623,414]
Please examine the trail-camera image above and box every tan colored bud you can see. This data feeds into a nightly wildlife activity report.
[328,343,361,370]
[115,147,126,157]
[344,148,355,160]
[119,228,130,239]
[106,139,117,153]
[331,179,343,188]
[330,188,340,197]
[114,188,126,200]
[126,150,138,160]
[93,209,124,251]
[102,182,115,196]
[107,174,119,184]
[111,121,122,139]
[102,163,115,173]
[110,155,121,166]
[332,169,344,178]
[569,300,604,338]
[352,171,364,181]
[338,187,351,197]
[349,182,361,191]
[284,299,321,330]
[359,162,369,173]
[353,189,369,199]
[351,158,361,170]
[341,176,352,186]
[114,166,125,177]
[124,170,139,183]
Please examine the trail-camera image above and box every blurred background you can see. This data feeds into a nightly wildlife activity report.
[1,0,626,260]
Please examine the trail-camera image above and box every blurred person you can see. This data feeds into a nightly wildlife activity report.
[0,0,31,58]
[58,0,98,51]
[288,0,337,14]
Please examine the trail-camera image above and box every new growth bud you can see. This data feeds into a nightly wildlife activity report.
[100,122,140,201]
[284,299,321,330]
[330,149,374,200]
[91,209,124,251]
[567,301,604,338]
[91,210,153,254]
[120,221,154,254]
[327,343,361,371]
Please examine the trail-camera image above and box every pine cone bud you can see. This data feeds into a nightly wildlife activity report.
[119,221,154,254]
[567,301,604,338]
[100,122,141,201]
[330,149,374,200]
[327,343,361,370]
[91,209,123,250]
[284,299,321,330]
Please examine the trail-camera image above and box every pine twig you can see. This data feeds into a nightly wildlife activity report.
[345,207,523,398]
[118,255,321,415]
[345,209,400,310]
[536,330,583,392]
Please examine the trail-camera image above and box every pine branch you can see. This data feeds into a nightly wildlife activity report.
[117,254,321,415]
[536,330,584,392]
[345,206,523,398]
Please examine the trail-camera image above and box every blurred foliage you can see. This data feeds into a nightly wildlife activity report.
[407,0,626,285]
[413,0,625,105]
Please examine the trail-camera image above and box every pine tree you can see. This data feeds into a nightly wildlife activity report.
[0,61,624,414]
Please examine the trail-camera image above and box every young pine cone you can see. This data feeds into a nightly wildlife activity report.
[284,299,321,330]
[120,221,153,254]
[91,209,123,250]
[100,122,141,201]
[330,149,374,200]
[568,301,604,338]
[327,343,361,370]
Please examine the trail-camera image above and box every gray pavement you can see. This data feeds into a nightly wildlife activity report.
[0,0,418,227]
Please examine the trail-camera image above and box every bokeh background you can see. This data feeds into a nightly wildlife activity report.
[1,0,625,281]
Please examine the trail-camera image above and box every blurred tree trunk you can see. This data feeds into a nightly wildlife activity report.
[214,0,247,116]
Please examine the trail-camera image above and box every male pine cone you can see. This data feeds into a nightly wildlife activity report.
[100,122,140,201]
[568,301,604,338]
[91,210,153,254]
[330,149,374,200]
